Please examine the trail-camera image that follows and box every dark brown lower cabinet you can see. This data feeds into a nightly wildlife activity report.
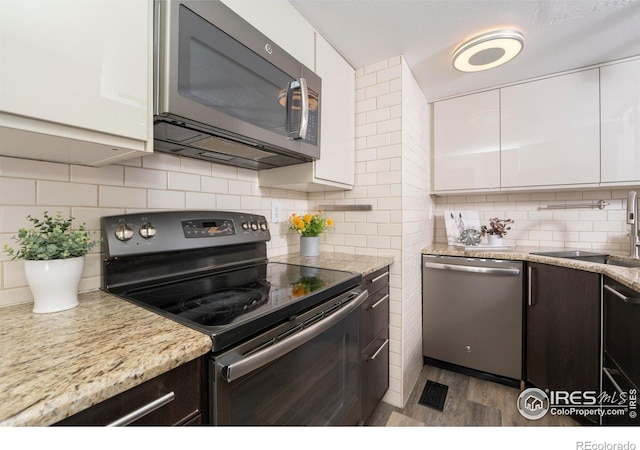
[55,356,206,426]
[526,262,600,424]
[359,266,390,423]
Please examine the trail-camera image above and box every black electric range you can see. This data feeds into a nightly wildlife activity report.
[100,210,361,352]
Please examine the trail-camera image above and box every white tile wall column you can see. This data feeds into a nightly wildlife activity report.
[310,56,433,408]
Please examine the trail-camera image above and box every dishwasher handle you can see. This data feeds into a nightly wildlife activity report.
[423,261,520,276]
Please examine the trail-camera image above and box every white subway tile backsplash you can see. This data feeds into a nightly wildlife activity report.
[0,156,69,181]
[201,176,229,193]
[142,153,183,171]
[125,166,168,189]
[168,172,201,192]
[0,178,35,205]
[38,181,97,207]
[185,192,216,209]
[71,165,124,186]
[216,194,242,210]
[99,185,147,208]
[180,157,212,176]
[148,189,185,209]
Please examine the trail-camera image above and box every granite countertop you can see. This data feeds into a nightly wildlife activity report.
[0,290,212,427]
[270,251,394,276]
[0,252,393,427]
[422,244,640,292]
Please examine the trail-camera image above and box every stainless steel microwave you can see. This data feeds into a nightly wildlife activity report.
[153,0,321,170]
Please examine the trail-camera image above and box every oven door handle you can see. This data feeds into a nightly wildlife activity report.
[217,289,369,383]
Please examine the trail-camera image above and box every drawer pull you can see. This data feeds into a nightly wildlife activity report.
[106,391,175,427]
[370,271,389,284]
[368,338,389,361]
[604,284,640,305]
[370,294,389,310]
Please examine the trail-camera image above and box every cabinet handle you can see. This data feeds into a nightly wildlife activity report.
[367,338,389,362]
[604,284,640,305]
[370,294,389,310]
[603,367,625,396]
[370,271,389,284]
[106,391,175,427]
[527,266,535,306]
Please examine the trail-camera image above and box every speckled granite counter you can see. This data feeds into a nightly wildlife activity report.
[0,290,212,427]
[270,252,395,277]
[0,252,393,427]
[422,244,640,292]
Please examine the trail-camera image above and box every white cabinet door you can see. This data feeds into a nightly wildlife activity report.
[0,0,151,165]
[600,59,640,184]
[433,90,500,193]
[312,34,355,188]
[500,69,600,188]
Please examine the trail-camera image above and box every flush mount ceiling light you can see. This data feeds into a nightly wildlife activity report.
[453,29,524,72]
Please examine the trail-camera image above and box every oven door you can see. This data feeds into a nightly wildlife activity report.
[211,289,367,425]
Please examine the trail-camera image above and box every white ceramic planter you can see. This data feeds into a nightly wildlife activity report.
[24,256,85,313]
[487,234,503,246]
[300,236,320,257]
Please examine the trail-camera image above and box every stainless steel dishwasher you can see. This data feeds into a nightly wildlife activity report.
[422,254,524,383]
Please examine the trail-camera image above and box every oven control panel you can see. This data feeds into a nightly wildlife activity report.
[181,218,236,238]
[101,210,270,258]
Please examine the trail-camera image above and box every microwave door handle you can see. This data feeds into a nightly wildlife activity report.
[285,78,308,140]
[298,77,309,140]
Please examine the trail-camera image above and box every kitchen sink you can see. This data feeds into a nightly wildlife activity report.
[531,250,640,268]
[530,250,608,264]
[605,258,640,268]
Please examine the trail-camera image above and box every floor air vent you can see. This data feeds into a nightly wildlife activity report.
[418,380,449,412]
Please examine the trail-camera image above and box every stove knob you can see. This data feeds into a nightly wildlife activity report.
[250,221,258,231]
[115,223,134,241]
[260,222,268,231]
[241,222,249,230]
[139,222,156,239]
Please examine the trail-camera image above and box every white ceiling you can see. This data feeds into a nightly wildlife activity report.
[289,0,640,102]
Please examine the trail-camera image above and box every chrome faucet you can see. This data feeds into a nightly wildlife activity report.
[627,191,640,259]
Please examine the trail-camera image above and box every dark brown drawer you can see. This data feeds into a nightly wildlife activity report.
[55,357,205,426]
[360,330,389,422]
[360,285,389,350]
[362,266,390,296]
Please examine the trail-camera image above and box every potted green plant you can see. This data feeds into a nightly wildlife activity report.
[3,211,97,313]
[480,217,514,246]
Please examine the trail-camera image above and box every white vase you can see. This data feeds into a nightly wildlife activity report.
[300,236,320,257]
[24,256,85,313]
[487,235,503,247]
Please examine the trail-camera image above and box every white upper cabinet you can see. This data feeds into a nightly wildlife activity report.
[500,69,600,189]
[433,90,500,193]
[0,0,152,166]
[600,58,640,184]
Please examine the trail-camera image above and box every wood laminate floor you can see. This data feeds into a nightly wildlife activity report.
[365,364,579,427]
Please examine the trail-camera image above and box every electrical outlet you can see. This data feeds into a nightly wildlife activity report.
[271,201,281,223]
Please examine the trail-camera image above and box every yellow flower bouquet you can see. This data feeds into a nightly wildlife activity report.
[288,211,334,237]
